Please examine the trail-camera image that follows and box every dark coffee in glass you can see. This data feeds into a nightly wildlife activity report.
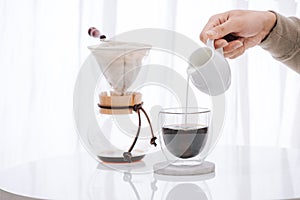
[162,124,208,159]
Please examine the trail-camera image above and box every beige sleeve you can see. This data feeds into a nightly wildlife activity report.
[259,12,300,74]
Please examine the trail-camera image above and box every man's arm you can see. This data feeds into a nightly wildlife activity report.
[259,12,300,73]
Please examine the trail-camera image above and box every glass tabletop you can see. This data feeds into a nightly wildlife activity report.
[0,146,299,200]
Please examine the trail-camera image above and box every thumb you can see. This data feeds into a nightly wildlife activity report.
[206,20,235,40]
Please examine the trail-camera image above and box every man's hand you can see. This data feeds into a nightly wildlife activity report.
[200,10,277,59]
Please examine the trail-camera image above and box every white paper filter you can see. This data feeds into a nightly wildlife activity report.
[88,41,151,95]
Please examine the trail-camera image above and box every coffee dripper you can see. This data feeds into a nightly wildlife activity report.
[76,28,157,163]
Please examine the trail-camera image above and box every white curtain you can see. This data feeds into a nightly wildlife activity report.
[0,0,299,170]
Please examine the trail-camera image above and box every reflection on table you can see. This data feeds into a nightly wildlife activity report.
[0,146,299,200]
[90,162,213,200]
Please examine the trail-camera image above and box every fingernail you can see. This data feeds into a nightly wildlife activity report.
[234,41,243,49]
[220,40,228,48]
[206,30,217,36]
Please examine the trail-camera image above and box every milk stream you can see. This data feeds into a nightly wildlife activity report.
[184,74,190,124]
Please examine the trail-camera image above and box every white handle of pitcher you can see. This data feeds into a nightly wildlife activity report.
[207,39,224,55]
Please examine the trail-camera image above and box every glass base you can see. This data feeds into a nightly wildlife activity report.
[97,150,145,163]
[171,159,203,166]
[153,161,215,176]
[154,171,215,182]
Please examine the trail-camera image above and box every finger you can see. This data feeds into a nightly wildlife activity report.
[214,39,228,49]
[200,22,216,43]
[224,45,246,59]
[200,28,211,44]
[206,19,240,40]
[223,40,243,54]
[243,36,261,49]
[200,13,228,43]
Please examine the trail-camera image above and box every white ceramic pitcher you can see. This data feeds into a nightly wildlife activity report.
[187,39,231,96]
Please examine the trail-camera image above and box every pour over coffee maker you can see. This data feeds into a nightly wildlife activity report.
[76,28,157,163]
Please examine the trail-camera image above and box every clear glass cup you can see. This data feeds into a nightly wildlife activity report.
[158,107,211,166]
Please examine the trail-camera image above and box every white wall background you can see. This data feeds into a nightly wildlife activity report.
[0,0,299,169]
